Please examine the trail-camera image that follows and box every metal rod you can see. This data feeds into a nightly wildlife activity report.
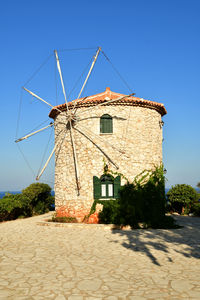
[15,123,53,143]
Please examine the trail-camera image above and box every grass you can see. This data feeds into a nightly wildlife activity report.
[49,215,78,223]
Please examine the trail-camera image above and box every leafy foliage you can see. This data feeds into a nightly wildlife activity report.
[191,203,200,216]
[51,215,78,223]
[98,200,120,224]
[22,183,54,215]
[97,165,177,228]
[0,183,54,222]
[167,184,199,214]
[0,194,31,221]
[118,165,166,228]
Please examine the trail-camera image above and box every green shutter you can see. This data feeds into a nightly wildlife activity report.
[100,115,113,133]
[114,176,121,199]
[100,120,103,133]
[105,118,112,133]
[93,176,101,199]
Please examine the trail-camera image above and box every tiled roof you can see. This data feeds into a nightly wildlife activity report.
[49,87,167,118]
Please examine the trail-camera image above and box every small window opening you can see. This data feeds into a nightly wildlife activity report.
[100,174,114,198]
[100,114,113,133]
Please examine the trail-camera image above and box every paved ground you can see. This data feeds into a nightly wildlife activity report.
[0,214,200,300]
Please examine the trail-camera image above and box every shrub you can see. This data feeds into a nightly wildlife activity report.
[22,183,54,215]
[191,203,200,216]
[98,200,120,224]
[167,184,199,214]
[51,216,78,223]
[117,165,166,228]
[97,165,174,228]
[0,194,31,222]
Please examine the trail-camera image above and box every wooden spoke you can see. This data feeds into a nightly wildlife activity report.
[77,115,127,122]
[36,131,65,180]
[15,123,54,143]
[74,126,119,169]
[76,93,134,117]
[54,130,67,164]
[54,50,68,111]
[23,87,62,114]
[54,50,81,194]
[36,145,56,180]
[69,123,81,195]
[75,123,128,157]
[72,47,101,113]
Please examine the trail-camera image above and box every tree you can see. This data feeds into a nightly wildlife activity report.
[22,183,54,214]
[167,184,199,214]
[197,182,200,189]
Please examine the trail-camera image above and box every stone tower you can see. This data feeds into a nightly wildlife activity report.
[49,87,167,221]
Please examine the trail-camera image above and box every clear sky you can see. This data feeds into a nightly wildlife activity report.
[0,0,200,191]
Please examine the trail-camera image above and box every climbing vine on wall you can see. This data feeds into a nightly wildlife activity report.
[103,157,129,182]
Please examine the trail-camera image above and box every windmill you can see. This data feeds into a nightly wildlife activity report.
[15,47,166,220]
[15,47,134,194]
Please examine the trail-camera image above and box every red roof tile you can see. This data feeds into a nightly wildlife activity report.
[49,87,167,118]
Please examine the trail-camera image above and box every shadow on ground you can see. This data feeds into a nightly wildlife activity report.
[111,216,200,266]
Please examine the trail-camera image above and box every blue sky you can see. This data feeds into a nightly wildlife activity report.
[0,0,200,190]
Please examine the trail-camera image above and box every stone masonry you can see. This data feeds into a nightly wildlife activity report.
[49,88,167,221]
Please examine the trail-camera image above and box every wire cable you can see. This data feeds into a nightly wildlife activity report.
[23,53,53,87]
[101,50,135,155]
[58,47,98,52]
[101,50,134,94]
[37,126,54,176]
[16,89,23,139]
[16,143,36,177]
[17,119,51,141]
[68,56,94,99]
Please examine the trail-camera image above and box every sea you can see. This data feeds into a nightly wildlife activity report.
[0,191,55,199]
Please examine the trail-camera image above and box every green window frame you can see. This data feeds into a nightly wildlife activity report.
[100,114,113,133]
[93,175,121,199]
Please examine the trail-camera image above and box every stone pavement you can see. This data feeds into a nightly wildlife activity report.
[0,214,200,300]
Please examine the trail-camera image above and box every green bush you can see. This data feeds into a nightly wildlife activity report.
[167,184,199,214]
[98,200,120,224]
[0,194,31,222]
[117,166,166,228]
[51,216,78,223]
[22,183,54,215]
[0,183,54,222]
[98,165,173,228]
[118,183,144,227]
[191,203,200,216]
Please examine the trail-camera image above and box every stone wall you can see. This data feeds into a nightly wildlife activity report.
[54,104,163,221]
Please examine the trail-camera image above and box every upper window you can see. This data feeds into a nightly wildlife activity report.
[100,114,113,133]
